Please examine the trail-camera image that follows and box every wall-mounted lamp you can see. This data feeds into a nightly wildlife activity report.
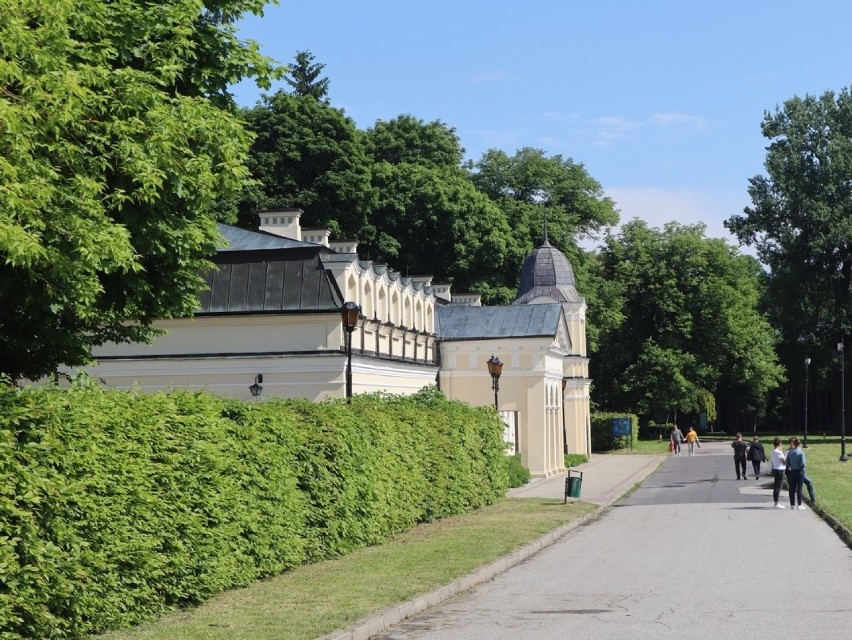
[249,374,263,398]
[486,354,503,410]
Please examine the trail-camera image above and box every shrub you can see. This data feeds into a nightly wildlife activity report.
[564,454,588,468]
[506,453,531,487]
[0,382,507,639]
[591,413,639,451]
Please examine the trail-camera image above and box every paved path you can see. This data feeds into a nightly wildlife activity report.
[366,442,852,640]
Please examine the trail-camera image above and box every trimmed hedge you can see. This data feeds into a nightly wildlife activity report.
[0,383,507,639]
[591,412,639,451]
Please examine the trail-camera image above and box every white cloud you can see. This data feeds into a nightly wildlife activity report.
[585,185,754,254]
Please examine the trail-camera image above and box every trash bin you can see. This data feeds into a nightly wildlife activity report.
[564,469,583,502]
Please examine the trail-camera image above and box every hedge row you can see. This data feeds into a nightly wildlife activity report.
[591,412,639,451]
[0,383,508,639]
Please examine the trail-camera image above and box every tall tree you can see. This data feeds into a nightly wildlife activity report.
[363,115,465,169]
[591,221,783,424]
[726,87,852,379]
[237,90,373,236]
[0,0,279,381]
[285,50,330,101]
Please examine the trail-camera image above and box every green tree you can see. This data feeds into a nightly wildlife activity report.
[365,162,513,294]
[726,87,852,377]
[237,90,373,236]
[363,115,465,169]
[284,49,330,101]
[591,220,783,423]
[0,0,279,381]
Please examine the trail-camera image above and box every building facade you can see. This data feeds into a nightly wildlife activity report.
[82,209,591,477]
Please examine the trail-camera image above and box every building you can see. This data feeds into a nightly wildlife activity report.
[83,209,591,477]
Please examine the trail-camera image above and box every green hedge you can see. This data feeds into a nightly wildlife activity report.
[591,412,639,451]
[0,383,507,639]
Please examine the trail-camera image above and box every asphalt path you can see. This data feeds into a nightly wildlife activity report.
[372,441,852,640]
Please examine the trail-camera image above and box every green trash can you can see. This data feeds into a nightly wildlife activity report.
[564,469,583,502]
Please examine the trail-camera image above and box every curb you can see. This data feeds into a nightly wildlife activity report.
[316,510,599,640]
[317,456,665,640]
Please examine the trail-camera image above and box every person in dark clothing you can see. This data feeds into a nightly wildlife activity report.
[731,432,749,479]
[786,437,807,509]
[747,436,766,480]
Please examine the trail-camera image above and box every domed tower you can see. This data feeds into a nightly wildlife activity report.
[513,236,582,305]
[513,228,591,458]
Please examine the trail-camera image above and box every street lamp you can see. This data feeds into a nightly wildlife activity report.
[486,354,503,410]
[341,301,361,402]
[249,374,263,398]
[839,342,847,461]
[803,357,811,448]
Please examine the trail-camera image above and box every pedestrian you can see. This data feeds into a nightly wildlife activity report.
[783,438,816,503]
[770,437,787,509]
[685,426,700,456]
[731,432,749,479]
[786,437,807,510]
[670,424,684,455]
[747,435,766,480]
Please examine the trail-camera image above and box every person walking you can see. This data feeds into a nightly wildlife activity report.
[670,424,684,455]
[685,426,700,456]
[747,436,766,480]
[770,437,787,509]
[786,437,807,509]
[731,432,749,479]
[784,438,816,504]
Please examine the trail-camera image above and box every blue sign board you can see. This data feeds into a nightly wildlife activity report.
[611,417,632,437]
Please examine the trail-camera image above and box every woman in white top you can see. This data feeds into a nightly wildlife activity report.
[770,437,787,509]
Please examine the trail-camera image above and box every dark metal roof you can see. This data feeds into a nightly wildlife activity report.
[216,223,322,252]
[436,304,564,341]
[513,240,582,304]
[198,247,342,315]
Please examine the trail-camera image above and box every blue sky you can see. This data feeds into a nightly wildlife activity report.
[232,0,852,249]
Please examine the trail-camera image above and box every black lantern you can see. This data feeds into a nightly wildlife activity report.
[341,302,361,402]
[249,374,263,398]
[486,354,503,410]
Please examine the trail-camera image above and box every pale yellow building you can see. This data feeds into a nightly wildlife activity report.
[82,209,591,477]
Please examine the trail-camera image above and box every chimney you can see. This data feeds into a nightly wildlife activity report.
[258,208,303,241]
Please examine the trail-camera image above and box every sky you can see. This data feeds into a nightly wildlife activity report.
[232,0,852,251]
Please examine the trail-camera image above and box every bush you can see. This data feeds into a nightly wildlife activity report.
[506,453,531,487]
[564,454,588,468]
[591,413,639,451]
[0,383,507,639]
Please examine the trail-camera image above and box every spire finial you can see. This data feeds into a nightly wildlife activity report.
[543,212,549,243]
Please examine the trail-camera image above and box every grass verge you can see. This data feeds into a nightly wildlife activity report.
[95,498,597,640]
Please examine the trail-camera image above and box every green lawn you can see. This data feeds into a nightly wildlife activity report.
[93,437,851,640]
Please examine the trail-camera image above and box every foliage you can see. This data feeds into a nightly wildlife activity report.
[235,90,373,235]
[591,412,639,451]
[363,114,465,169]
[726,87,852,409]
[284,50,330,101]
[506,453,531,487]
[0,383,507,639]
[0,0,280,381]
[590,220,784,423]
[564,454,588,468]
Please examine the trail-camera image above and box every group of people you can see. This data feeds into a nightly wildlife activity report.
[669,425,700,455]
[730,432,815,509]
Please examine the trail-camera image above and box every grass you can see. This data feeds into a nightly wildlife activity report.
[94,498,597,640]
[93,436,851,640]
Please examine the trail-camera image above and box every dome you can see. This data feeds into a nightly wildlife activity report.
[512,238,582,304]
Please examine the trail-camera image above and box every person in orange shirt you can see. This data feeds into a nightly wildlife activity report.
[685,426,700,455]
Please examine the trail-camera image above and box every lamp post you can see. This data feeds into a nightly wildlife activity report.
[803,357,811,448]
[840,342,847,462]
[340,301,361,402]
[249,374,263,398]
[486,354,503,410]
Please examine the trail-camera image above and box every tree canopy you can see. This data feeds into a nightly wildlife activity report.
[284,50,330,101]
[590,220,783,422]
[726,87,852,378]
[0,0,279,380]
